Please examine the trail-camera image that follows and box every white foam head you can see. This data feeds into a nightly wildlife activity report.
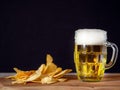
[75,29,107,45]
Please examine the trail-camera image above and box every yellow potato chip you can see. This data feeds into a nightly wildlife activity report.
[14,68,22,73]
[6,68,35,84]
[48,67,62,77]
[12,79,27,84]
[43,63,57,74]
[46,54,53,64]
[26,64,45,82]
[36,64,45,74]
[58,78,67,82]
[41,76,57,84]
[43,54,57,74]
[53,69,72,79]
[12,68,34,80]
[7,54,72,84]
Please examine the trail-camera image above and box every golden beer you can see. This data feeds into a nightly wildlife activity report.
[74,29,118,82]
[74,45,107,81]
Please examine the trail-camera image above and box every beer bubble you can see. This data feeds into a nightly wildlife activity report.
[75,29,107,45]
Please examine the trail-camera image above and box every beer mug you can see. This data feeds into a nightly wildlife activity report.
[74,29,118,82]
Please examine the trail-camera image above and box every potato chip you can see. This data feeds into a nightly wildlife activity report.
[46,54,53,64]
[58,78,67,82]
[26,64,45,82]
[43,63,57,74]
[12,68,34,80]
[6,68,35,84]
[41,76,57,84]
[43,54,57,74]
[48,67,62,77]
[7,54,72,84]
[53,69,72,79]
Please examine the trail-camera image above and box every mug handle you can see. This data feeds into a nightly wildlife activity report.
[105,42,118,69]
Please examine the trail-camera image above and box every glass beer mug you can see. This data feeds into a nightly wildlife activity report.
[74,29,118,82]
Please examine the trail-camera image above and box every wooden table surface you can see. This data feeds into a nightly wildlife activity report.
[0,73,120,90]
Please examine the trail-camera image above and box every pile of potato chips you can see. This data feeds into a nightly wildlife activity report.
[7,54,72,84]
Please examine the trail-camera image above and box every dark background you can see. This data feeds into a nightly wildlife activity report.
[0,0,119,72]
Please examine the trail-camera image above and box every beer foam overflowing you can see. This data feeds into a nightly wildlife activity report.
[75,29,107,45]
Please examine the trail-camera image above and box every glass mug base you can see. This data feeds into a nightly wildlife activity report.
[76,72,104,82]
[79,76,103,82]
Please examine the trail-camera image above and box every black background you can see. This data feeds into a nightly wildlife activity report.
[0,0,120,72]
